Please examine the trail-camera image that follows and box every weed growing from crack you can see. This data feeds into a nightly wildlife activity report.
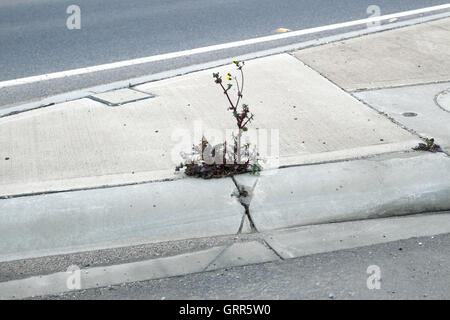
[413,138,442,153]
[176,60,263,179]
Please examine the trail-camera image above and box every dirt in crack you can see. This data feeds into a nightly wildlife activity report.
[231,176,258,233]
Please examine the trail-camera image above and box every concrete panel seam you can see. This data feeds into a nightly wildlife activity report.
[201,245,231,272]
[231,176,259,233]
[261,239,285,261]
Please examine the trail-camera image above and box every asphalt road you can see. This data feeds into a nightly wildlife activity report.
[41,233,450,300]
[1,0,449,81]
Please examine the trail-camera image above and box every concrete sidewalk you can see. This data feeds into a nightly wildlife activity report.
[0,54,419,197]
[1,17,450,262]
[293,17,450,91]
[293,16,450,150]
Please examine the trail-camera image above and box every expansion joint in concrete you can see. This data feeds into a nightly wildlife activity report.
[202,245,231,272]
[231,176,259,233]
[261,239,285,261]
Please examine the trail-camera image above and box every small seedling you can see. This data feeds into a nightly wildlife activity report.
[413,138,442,153]
[176,60,262,179]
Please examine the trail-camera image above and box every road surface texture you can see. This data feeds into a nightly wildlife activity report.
[38,233,450,300]
[1,0,448,80]
[1,1,450,110]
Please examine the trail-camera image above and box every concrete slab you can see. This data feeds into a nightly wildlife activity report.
[0,246,225,300]
[0,54,418,197]
[137,54,418,169]
[293,18,450,91]
[354,82,450,150]
[0,98,178,197]
[264,213,450,259]
[0,177,246,262]
[90,88,154,106]
[235,152,450,231]
[205,241,279,271]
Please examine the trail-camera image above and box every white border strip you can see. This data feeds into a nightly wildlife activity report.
[1,3,450,89]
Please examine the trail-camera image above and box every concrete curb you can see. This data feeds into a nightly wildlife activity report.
[0,177,248,262]
[1,151,449,263]
[235,152,450,231]
[1,212,449,299]
[264,212,450,259]
[0,140,420,200]
[0,241,279,300]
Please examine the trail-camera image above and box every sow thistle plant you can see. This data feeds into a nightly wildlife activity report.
[176,60,263,179]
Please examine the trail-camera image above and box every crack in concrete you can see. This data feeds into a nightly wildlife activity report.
[293,57,429,142]
[261,239,285,261]
[0,176,181,200]
[202,244,231,272]
[348,79,450,92]
[351,90,450,157]
[237,214,246,234]
[231,176,259,233]
[292,57,449,154]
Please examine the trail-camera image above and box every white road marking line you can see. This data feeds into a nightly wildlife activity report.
[1,3,449,89]
[2,10,450,118]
